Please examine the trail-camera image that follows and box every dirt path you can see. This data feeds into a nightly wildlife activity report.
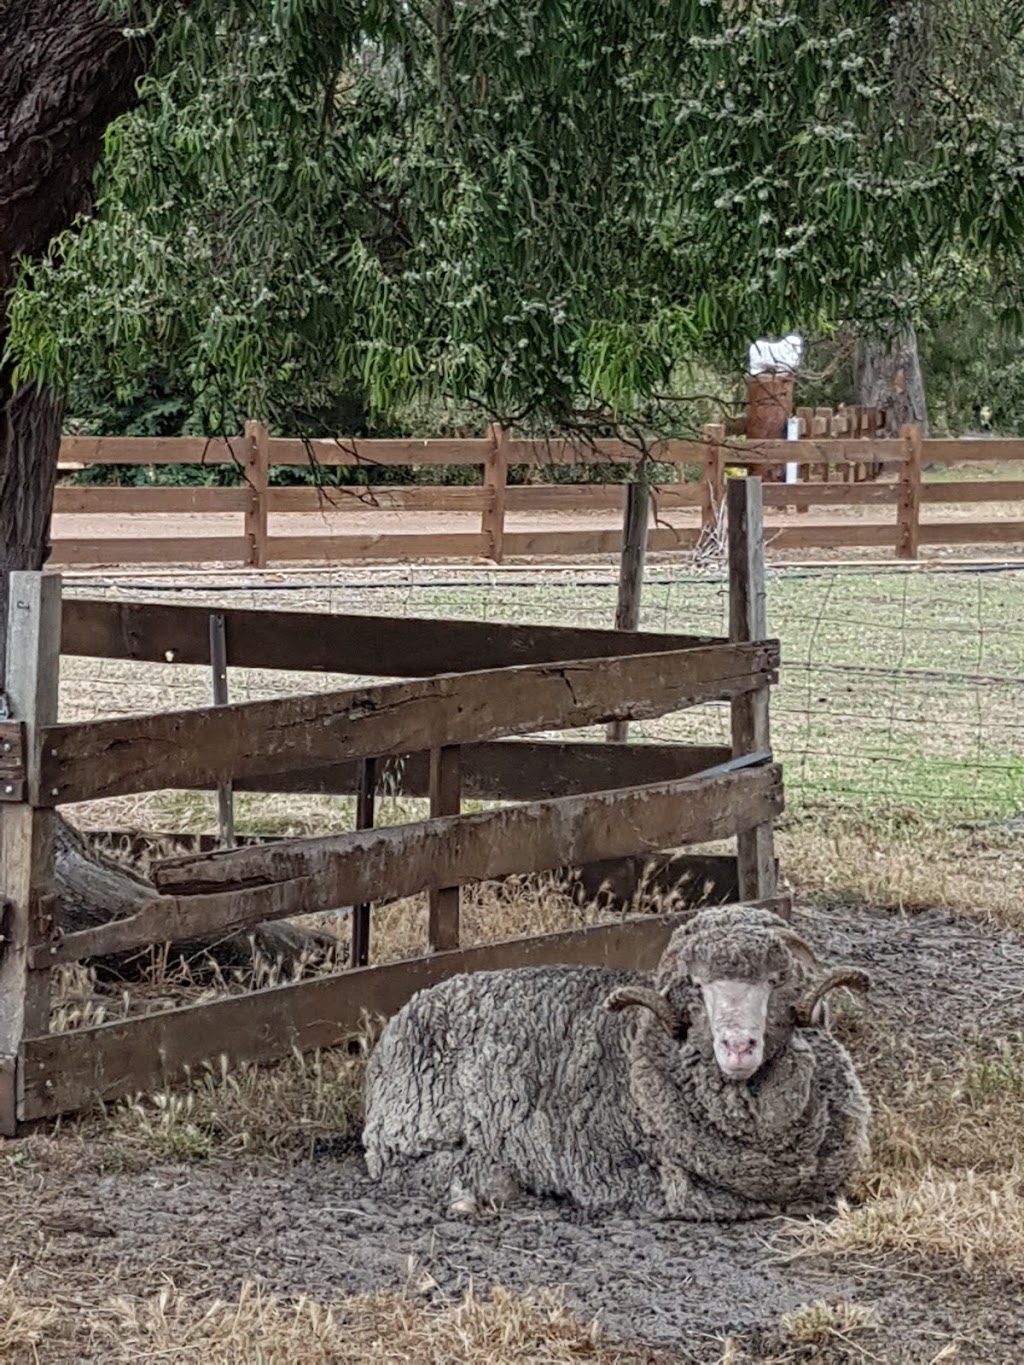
[5,900,1024,1362]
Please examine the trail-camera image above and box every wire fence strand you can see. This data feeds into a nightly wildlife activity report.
[60,559,1024,828]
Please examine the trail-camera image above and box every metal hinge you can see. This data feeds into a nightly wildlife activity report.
[0,722,26,801]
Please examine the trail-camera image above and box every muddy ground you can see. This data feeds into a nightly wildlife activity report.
[5,900,1024,1362]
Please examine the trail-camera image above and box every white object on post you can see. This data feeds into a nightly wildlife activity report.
[748,334,803,376]
[785,414,800,485]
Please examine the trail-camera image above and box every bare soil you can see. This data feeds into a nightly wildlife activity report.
[5,899,1024,1362]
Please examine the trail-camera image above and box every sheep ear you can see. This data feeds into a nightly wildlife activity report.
[777,930,820,973]
[794,969,870,1027]
[604,986,686,1039]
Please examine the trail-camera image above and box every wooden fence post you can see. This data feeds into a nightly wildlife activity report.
[428,746,461,952]
[482,424,509,563]
[727,479,777,902]
[606,473,651,743]
[243,420,270,569]
[896,423,923,560]
[350,757,376,968]
[701,424,726,535]
[0,573,61,1135]
[208,613,235,848]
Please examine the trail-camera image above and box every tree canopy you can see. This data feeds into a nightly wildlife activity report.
[7,0,1024,436]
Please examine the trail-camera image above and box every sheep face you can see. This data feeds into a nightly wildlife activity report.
[606,906,869,1086]
[693,977,773,1081]
[684,932,795,1082]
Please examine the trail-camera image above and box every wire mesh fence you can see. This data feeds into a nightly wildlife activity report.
[60,558,1024,830]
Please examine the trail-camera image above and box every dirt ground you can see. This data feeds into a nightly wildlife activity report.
[4,898,1024,1363]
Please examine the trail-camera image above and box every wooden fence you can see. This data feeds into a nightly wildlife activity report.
[53,420,1024,565]
[0,480,784,1131]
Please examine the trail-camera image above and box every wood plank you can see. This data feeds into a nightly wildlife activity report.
[20,902,794,1119]
[917,521,1024,545]
[503,527,701,557]
[761,482,896,508]
[505,438,649,466]
[60,598,724,674]
[243,420,270,569]
[921,440,1024,464]
[266,485,491,513]
[41,640,777,804]
[506,438,703,468]
[504,484,703,511]
[265,438,490,467]
[764,523,897,550]
[727,479,776,902]
[701,424,726,534]
[481,424,509,562]
[76,830,749,913]
[59,436,242,466]
[209,613,235,848]
[920,480,1024,504]
[0,576,62,1134]
[225,740,735,802]
[896,425,922,560]
[350,758,375,969]
[46,765,783,964]
[52,487,250,514]
[505,485,626,511]
[607,478,650,742]
[428,746,462,951]
[266,532,490,562]
[76,832,762,918]
[49,538,249,566]
[153,757,776,898]
[737,440,903,466]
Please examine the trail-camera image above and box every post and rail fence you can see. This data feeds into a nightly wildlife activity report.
[52,418,1024,567]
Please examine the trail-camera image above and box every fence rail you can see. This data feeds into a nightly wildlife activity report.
[0,480,785,1129]
[53,425,1024,566]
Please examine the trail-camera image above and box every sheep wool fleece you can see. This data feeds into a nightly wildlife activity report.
[361,957,870,1219]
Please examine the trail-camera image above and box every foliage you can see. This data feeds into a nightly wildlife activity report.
[8,0,1024,439]
[916,255,1024,435]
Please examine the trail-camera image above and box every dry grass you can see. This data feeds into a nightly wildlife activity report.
[781,1031,1024,1278]
[778,1298,876,1348]
[0,1277,664,1365]
[778,807,1024,932]
[794,1171,1024,1276]
[86,1032,376,1168]
[0,1266,59,1361]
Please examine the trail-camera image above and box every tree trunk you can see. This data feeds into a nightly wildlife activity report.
[0,1,328,977]
[856,323,929,438]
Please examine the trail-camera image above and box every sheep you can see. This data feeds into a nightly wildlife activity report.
[361,903,870,1220]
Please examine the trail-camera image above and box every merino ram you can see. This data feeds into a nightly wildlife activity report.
[362,904,870,1220]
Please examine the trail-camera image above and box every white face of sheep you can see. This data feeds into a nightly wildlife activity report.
[692,976,772,1082]
[605,929,869,1086]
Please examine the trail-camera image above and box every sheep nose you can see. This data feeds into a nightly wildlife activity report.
[725,1035,757,1059]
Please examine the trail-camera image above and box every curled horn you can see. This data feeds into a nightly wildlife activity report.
[777,930,820,973]
[795,969,870,1027]
[604,986,687,1039]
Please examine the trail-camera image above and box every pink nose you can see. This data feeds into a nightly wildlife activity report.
[724,1035,757,1060]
